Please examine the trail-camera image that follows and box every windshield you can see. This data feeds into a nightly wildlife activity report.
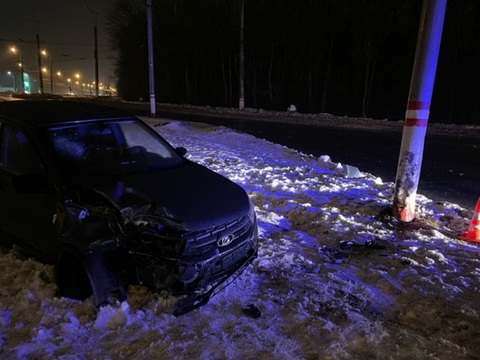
[46,119,184,177]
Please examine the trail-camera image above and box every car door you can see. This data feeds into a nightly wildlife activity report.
[0,121,58,262]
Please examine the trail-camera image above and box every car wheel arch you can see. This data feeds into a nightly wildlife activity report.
[56,246,126,306]
[55,247,92,301]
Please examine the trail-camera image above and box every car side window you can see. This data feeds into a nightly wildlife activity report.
[0,124,43,175]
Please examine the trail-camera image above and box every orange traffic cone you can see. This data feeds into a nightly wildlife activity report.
[463,198,480,243]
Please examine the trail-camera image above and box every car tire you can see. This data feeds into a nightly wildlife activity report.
[55,252,92,301]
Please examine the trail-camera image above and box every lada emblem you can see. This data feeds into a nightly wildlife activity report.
[217,234,235,247]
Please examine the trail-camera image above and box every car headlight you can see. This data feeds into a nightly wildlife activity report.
[140,232,187,259]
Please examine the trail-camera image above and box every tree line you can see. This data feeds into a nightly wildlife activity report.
[108,0,480,124]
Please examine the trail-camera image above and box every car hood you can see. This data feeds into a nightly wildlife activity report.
[80,161,250,232]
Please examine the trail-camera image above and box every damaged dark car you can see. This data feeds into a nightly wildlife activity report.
[0,100,258,315]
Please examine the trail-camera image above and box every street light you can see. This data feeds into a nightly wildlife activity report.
[66,77,73,95]
[85,4,100,98]
[9,47,24,93]
[36,34,45,94]
[7,71,16,92]
[53,71,62,94]
[39,49,55,94]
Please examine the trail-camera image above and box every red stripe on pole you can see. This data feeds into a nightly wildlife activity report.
[405,101,430,127]
[405,118,428,127]
[407,101,430,110]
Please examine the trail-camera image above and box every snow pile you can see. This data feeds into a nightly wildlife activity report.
[1,120,479,360]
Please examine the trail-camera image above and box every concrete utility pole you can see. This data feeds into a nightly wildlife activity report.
[94,16,99,97]
[239,0,245,110]
[36,33,44,94]
[50,56,53,94]
[146,0,156,117]
[11,47,25,93]
[19,55,25,93]
[85,4,100,98]
[393,0,447,222]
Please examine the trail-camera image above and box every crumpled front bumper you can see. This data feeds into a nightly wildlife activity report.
[173,247,257,316]
[172,217,258,315]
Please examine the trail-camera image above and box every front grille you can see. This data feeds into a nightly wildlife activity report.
[182,215,252,259]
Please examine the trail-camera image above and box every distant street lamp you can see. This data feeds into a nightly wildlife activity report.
[66,77,72,94]
[7,71,16,92]
[36,34,44,94]
[41,49,54,94]
[85,4,100,98]
[9,47,24,93]
[75,73,81,94]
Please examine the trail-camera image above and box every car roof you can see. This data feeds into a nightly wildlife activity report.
[0,100,133,127]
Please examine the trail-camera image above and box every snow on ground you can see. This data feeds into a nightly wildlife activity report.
[1,120,479,360]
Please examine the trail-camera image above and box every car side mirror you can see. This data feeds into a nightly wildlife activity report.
[13,173,53,193]
[175,147,187,157]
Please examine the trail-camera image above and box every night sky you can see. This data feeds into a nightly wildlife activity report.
[2,1,480,124]
[0,0,116,93]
